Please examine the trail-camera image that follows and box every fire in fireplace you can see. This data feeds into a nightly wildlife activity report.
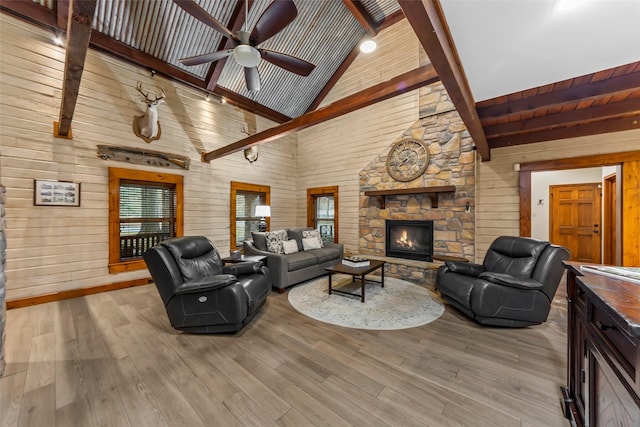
[386,220,434,261]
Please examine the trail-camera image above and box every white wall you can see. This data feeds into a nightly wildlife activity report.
[530,167,603,240]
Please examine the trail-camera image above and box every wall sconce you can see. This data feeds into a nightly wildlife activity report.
[255,205,271,232]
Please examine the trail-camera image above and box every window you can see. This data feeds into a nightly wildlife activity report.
[307,186,338,243]
[230,181,270,250]
[109,167,183,273]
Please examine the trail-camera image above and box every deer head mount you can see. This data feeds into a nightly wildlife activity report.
[133,82,165,143]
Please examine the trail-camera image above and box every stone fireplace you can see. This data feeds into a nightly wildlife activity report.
[358,95,476,284]
[386,219,434,261]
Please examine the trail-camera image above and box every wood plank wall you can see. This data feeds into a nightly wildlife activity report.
[296,21,421,254]
[0,14,298,300]
[476,130,640,262]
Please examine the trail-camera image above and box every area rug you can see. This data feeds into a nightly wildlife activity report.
[287,274,444,330]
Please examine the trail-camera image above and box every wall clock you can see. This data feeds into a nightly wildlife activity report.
[386,138,430,182]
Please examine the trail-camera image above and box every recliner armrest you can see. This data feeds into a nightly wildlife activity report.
[174,274,238,295]
[223,261,262,277]
[478,272,543,290]
[446,261,484,277]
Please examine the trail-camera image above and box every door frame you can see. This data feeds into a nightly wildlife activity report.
[603,172,618,265]
[518,150,640,266]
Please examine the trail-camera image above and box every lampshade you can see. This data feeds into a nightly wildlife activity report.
[233,45,261,68]
[255,205,271,217]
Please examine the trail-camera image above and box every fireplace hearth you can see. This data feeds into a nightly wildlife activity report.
[386,220,434,262]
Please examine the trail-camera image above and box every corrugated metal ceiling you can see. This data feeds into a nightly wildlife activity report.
[30,0,400,119]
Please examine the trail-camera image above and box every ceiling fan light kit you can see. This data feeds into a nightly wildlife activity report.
[233,45,261,67]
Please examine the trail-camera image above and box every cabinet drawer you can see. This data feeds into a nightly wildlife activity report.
[590,303,638,384]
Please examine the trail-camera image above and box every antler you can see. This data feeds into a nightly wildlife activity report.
[136,82,165,102]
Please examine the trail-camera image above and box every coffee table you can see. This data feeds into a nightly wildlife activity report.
[325,259,385,303]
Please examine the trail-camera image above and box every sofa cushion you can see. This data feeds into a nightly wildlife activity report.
[287,227,313,251]
[286,251,318,272]
[251,232,267,251]
[265,229,287,254]
[307,246,341,264]
[282,239,299,254]
[303,229,323,248]
[302,237,322,250]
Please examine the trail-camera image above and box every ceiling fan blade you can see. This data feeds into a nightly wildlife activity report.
[260,49,315,76]
[244,67,261,92]
[179,49,233,66]
[173,0,239,43]
[250,0,298,45]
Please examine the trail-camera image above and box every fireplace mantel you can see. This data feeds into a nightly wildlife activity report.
[364,185,455,208]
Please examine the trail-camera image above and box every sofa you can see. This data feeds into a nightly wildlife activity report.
[436,236,570,327]
[244,228,343,292]
[143,236,271,333]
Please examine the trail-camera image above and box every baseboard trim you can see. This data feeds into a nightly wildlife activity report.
[6,277,153,309]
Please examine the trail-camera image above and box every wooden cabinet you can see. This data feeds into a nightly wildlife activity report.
[563,262,640,426]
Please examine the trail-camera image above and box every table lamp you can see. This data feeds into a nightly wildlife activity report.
[255,205,271,232]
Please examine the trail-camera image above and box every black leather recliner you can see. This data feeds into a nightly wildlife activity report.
[143,236,271,333]
[436,236,570,327]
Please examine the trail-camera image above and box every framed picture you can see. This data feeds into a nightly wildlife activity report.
[33,180,81,207]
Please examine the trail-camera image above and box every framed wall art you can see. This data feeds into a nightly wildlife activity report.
[33,180,81,207]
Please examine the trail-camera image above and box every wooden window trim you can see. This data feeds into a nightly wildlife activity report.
[307,186,339,242]
[108,167,184,273]
[230,181,270,250]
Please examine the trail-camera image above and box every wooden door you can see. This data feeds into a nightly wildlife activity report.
[550,183,601,263]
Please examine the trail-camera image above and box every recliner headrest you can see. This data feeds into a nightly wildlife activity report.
[161,236,223,281]
[484,236,550,277]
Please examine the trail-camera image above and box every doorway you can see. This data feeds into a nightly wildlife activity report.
[549,183,601,263]
[603,173,617,265]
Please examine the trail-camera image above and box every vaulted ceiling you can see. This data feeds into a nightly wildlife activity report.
[2,0,639,162]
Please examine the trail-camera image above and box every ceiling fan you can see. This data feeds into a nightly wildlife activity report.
[173,0,316,92]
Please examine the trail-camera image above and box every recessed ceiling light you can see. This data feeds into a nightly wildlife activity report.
[53,36,63,46]
[359,39,377,54]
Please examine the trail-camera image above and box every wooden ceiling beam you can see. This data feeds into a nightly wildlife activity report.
[488,114,640,148]
[56,0,69,29]
[343,0,378,36]
[0,1,57,29]
[484,98,640,138]
[478,67,640,119]
[55,0,97,137]
[212,86,291,123]
[203,65,440,162]
[397,0,490,161]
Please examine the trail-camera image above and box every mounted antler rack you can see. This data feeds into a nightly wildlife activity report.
[364,186,455,209]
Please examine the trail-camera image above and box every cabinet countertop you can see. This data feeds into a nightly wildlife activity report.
[564,261,640,338]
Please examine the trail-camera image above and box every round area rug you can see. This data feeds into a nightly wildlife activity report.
[288,274,444,330]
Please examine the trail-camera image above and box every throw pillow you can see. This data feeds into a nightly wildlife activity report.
[302,229,323,248]
[302,237,322,250]
[265,229,287,254]
[282,239,299,254]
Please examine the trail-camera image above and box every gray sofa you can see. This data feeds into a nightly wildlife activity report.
[244,228,343,292]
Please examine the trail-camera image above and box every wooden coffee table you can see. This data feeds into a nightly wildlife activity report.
[325,259,385,303]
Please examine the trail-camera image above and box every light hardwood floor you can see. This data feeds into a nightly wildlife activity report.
[1,282,569,426]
